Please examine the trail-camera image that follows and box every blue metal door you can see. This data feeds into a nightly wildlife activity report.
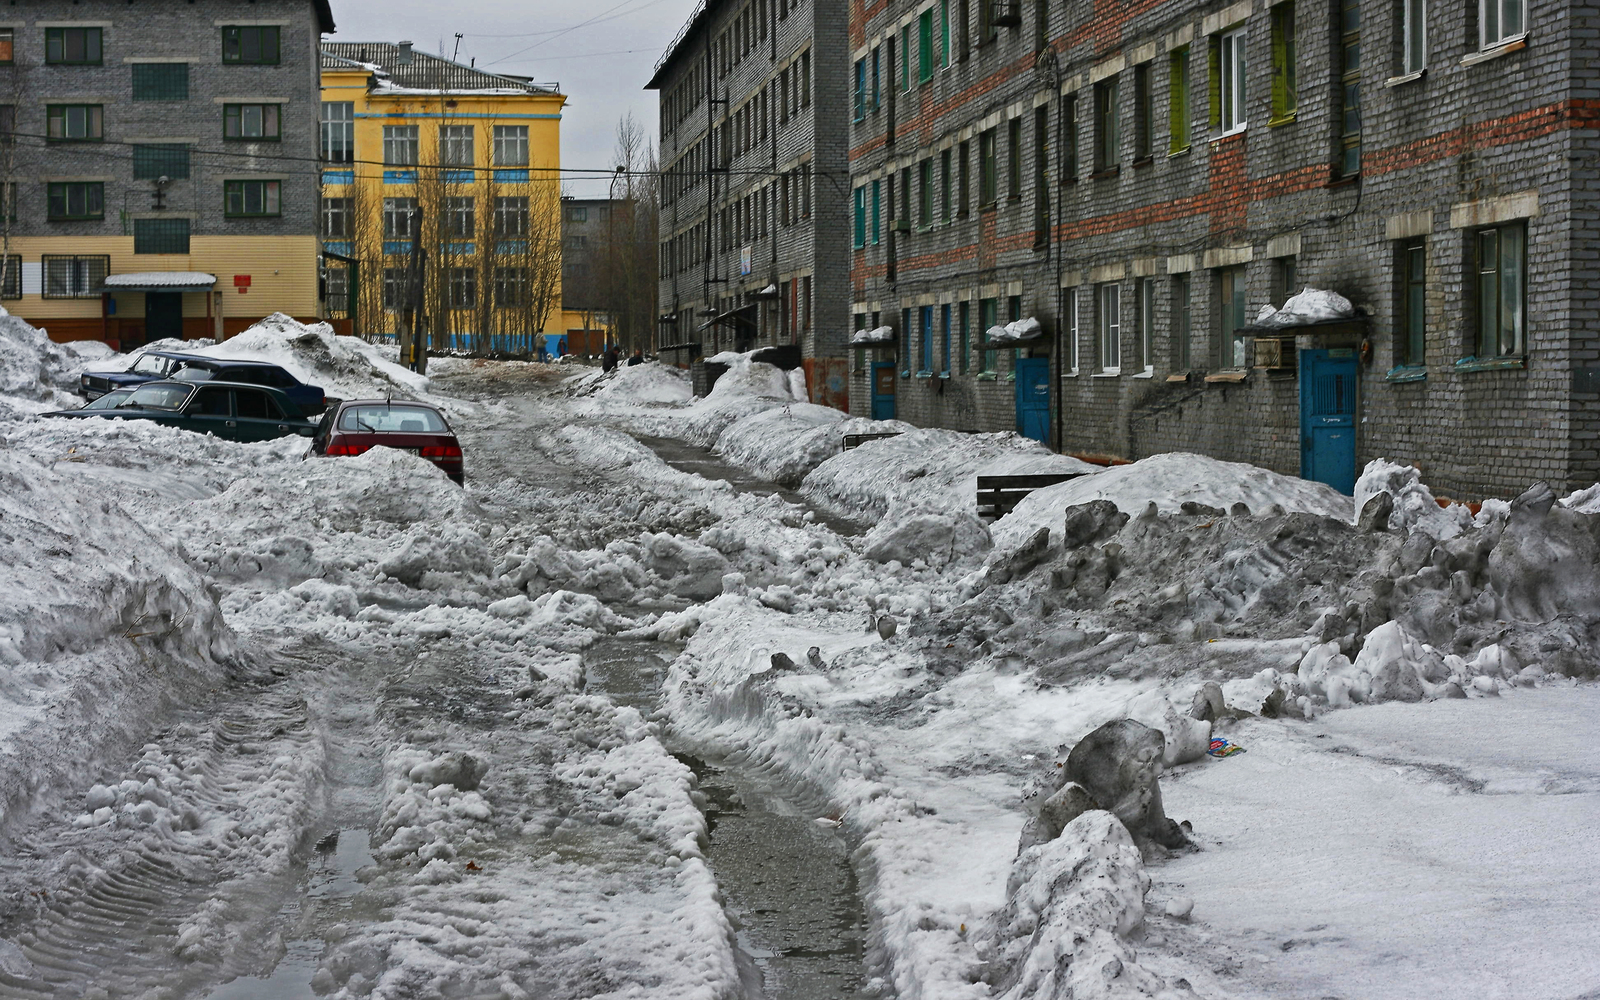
[871,360,897,420]
[1015,356,1050,443]
[1300,349,1358,494]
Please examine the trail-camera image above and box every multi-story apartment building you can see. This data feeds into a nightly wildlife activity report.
[648,0,851,408]
[319,42,566,352]
[846,0,1600,499]
[560,196,617,353]
[0,0,332,348]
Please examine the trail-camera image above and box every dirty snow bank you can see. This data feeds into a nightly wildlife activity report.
[0,451,231,836]
[0,307,91,416]
[714,404,913,486]
[194,312,429,400]
[568,361,693,406]
[1353,459,1474,539]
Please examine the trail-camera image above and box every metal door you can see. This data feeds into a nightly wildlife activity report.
[1015,356,1050,443]
[870,361,896,420]
[144,292,183,344]
[1300,348,1358,494]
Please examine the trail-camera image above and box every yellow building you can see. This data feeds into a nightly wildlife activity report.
[318,42,566,351]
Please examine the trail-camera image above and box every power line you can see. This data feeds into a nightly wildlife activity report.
[479,0,677,67]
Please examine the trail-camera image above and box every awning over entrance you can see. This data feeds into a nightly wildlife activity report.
[697,303,758,333]
[102,272,217,293]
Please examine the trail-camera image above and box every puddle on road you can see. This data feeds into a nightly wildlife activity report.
[201,829,375,1000]
[633,435,865,537]
[584,637,877,999]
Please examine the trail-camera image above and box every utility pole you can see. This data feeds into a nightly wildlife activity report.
[400,209,429,374]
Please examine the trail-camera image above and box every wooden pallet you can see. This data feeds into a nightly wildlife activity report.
[841,431,904,452]
[976,472,1090,520]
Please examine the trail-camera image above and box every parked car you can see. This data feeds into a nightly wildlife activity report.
[308,399,464,485]
[42,388,136,415]
[47,380,316,443]
[80,351,326,417]
[168,358,326,417]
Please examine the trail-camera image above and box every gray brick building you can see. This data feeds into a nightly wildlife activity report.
[647,0,851,408]
[0,0,332,346]
[845,0,1600,499]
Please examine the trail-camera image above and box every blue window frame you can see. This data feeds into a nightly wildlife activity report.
[871,180,881,243]
[852,186,866,248]
[902,307,912,375]
[940,304,952,373]
[920,305,934,373]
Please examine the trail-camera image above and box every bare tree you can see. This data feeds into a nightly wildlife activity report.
[592,113,660,354]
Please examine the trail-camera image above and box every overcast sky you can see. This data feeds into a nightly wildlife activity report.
[328,0,700,198]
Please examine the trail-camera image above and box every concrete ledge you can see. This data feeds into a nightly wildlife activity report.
[1202,0,1254,36]
[1450,190,1539,229]
[1386,210,1434,240]
[1202,245,1254,269]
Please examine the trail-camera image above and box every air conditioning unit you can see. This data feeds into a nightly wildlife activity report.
[1253,336,1297,371]
[891,218,911,232]
[989,0,1022,27]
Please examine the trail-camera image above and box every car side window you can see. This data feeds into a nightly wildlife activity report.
[190,387,232,416]
[234,389,271,419]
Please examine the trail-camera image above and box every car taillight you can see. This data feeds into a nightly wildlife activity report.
[420,444,463,458]
[326,441,370,456]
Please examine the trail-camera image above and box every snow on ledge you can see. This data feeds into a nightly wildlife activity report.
[985,316,1044,345]
[851,326,895,345]
[103,272,217,289]
[1250,288,1355,329]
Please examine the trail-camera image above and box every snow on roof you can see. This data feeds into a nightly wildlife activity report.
[1249,288,1356,329]
[103,272,217,289]
[985,317,1044,345]
[851,326,895,345]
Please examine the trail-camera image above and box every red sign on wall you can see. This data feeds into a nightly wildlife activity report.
[233,274,252,287]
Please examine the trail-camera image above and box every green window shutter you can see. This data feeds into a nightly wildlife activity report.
[853,187,866,247]
[941,0,951,66]
[1270,6,1295,122]
[919,10,934,82]
[1169,48,1189,153]
[1207,35,1222,130]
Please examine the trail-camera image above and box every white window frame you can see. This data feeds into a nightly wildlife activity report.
[1097,282,1121,373]
[1403,0,1427,73]
[1479,0,1525,49]
[492,125,529,166]
[1066,287,1080,375]
[1220,26,1247,134]
[1136,277,1155,374]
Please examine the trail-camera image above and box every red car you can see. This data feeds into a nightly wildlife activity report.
[309,399,464,485]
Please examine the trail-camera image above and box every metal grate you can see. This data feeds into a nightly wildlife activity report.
[133,219,190,255]
[132,143,190,180]
[1313,372,1355,415]
[41,255,108,297]
[131,63,188,101]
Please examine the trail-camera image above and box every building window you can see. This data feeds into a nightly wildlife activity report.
[132,143,190,180]
[941,303,952,373]
[224,179,280,217]
[871,178,882,243]
[495,196,529,236]
[1400,239,1426,366]
[322,102,354,163]
[493,125,529,166]
[382,268,406,310]
[940,149,952,223]
[919,8,935,83]
[322,196,352,238]
[46,27,101,65]
[1097,283,1121,371]
[871,46,882,108]
[495,267,528,307]
[1218,265,1249,367]
[41,255,108,297]
[1007,117,1022,200]
[222,25,280,64]
[1274,256,1298,306]
[899,166,912,224]
[383,125,419,167]
[979,128,997,205]
[919,159,933,226]
[1068,286,1081,372]
[47,182,104,220]
[940,0,951,66]
[1094,78,1119,172]
[800,51,810,106]
[0,105,11,146]
[1169,47,1190,154]
[383,197,417,240]
[957,140,970,214]
[853,186,866,248]
[1134,278,1155,371]
[959,300,970,373]
[0,255,19,299]
[920,305,934,371]
[1132,63,1152,161]
[1481,0,1524,48]
[224,103,281,141]
[1033,106,1049,233]
[1173,272,1192,369]
[47,105,103,141]
[1404,0,1426,72]
[1214,27,1247,134]
[1475,222,1525,358]
[0,28,13,64]
[440,125,475,167]
[133,218,191,254]
[854,58,867,121]
[1062,93,1079,180]
[980,297,998,371]
[446,196,475,237]
[900,25,912,91]
[132,63,189,102]
[567,205,588,222]
[1270,3,1297,124]
[1339,0,1360,175]
[449,267,477,310]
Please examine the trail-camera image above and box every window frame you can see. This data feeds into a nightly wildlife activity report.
[1403,0,1427,73]
[1065,286,1079,374]
[1135,277,1155,373]
[1400,238,1426,367]
[1338,0,1361,176]
[383,125,420,167]
[47,181,105,221]
[383,196,419,241]
[321,101,355,163]
[132,218,191,255]
[46,104,103,142]
[132,62,189,102]
[448,266,477,310]
[1093,78,1120,173]
[41,254,109,298]
[321,196,353,239]
[223,103,282,141]
[979,297,998,373]
[0,28,13,65]
[1217,26,1247,135]
[221,25,281,65]
[918,8,935,84]
[852,185,867,248]
[493,125,529,166]
[132,143,191,180]
[45,26,102,66]
[1132,62,1153,162]
[1173,273,1192,369]
[1479,0,1525,50]
[444,195,476,238]
[978,128,997,206]
[1269,2,1297,125]
[1097,282,1121,373]
[1006,116,1022,201]
[1218,264,1250,368]
[1168,47,1190,154]
[1473,221,1526,359]
[440,125,475,167]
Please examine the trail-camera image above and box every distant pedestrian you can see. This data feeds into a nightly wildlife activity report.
[627,349,644,367]
[602,344,620,372]
[534,332,548,362]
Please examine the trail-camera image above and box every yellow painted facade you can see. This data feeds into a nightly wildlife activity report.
[319,54,567,343]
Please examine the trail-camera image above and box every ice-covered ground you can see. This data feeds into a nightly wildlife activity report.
[0,326,1597,1000]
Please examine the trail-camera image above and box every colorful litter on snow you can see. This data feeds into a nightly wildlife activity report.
[1208,738,1246,758]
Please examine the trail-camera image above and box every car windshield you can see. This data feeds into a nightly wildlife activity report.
[84,390,133,410]
[337,404,449,433]
[131,354,170,376]
[171,367,215,382]
[123,383,193,411]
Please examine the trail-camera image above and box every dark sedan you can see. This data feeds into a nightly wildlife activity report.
[308,399,464,485]
[80,352,325,417]
[78,351,187,399]
[48,380,316,443]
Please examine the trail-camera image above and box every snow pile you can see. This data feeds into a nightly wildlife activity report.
[1353,458,1473,539]
[804,428,1099,523]
[1562,482,1600,514]
[599,360,693,405]
[195,313,429,400]
[985,316,1044,345]
[1251,287,1355,328]
[0,307,87,415]
[715,404,912,486]
[851,325,895,345]
[995,451,1349,549]
[0,451,231,835]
